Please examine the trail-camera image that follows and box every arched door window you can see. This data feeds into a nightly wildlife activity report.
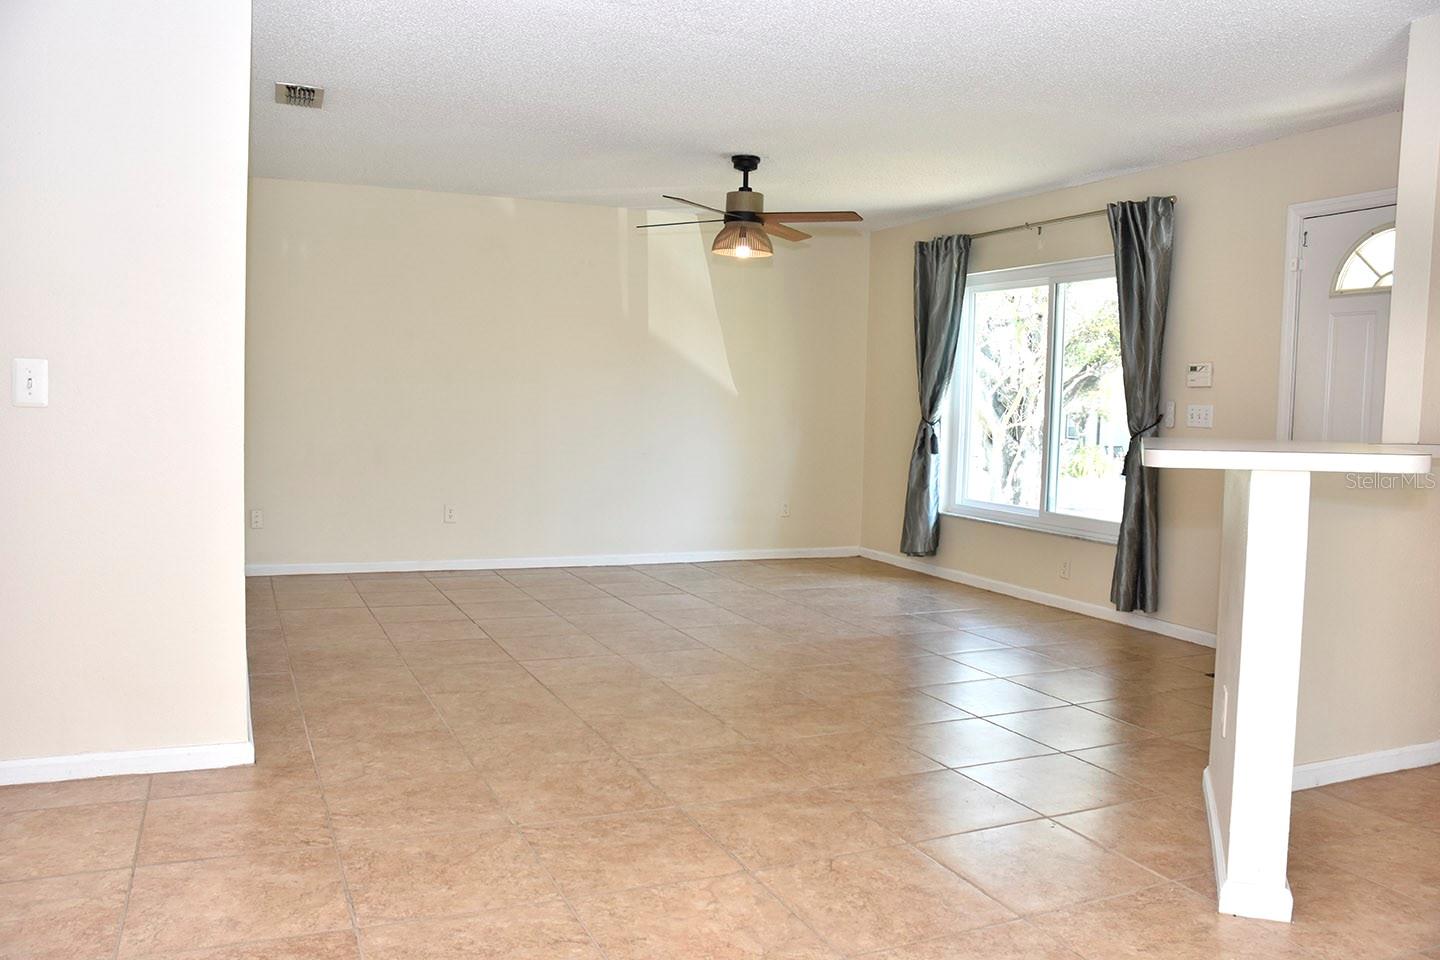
[1332,224,1395,293]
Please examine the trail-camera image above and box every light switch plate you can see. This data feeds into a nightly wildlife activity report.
[1186,361,1214,388]
[1186,404,1214,429]
[12,358,48,407]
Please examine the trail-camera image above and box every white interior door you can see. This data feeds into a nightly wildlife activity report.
[1290,205,1394,442]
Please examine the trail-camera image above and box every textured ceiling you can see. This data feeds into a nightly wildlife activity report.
[250,0,1440,227]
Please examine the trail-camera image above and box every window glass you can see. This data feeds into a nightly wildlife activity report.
[963,285,1049,509]
[1334,226,1395,292]
[1051,278,1126,522]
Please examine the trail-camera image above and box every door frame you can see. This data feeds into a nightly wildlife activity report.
[1276,188,1397,440]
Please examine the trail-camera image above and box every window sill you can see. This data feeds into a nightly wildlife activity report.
[939,508,1120,545]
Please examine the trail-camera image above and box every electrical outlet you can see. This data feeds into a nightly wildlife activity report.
[1059,559,1071,580]
[249,509,264,530]
[1186,404,1214,429]
[1163,400,1176,429]
[443,505,457,524]
[780,502,791,519]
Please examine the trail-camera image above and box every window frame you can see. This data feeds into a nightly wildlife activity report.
[940,255,1123,545]
[1330,222,1396,296]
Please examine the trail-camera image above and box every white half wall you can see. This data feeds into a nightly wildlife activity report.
[0,2,252,770]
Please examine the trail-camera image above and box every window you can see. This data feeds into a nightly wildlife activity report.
[942,257,1126,542]
[1333,224,1395,293]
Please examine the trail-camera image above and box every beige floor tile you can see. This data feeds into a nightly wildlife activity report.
[427,683,571,726]
[309,729,472,785]
[392,637,511,668]
[452,717,620,770]
[524,808,738,896]
[547,679,695,719]
[275,590,366,610]
[685,788,902,869]
[1034,882,1312,960]
[922,679,1068,717]
[341,828,557,926]
[1007,668,1133,703]
[521,655,650,686]
[0,801,144,881]
[492,634,611,660]
[843,690,972,729]
[127,931,361,958]
[950,648,1073,677]
[322,770,509,842]
[867,919,1083,959]
[360,902,599,960]
[623,648,749,678]
[0,774,149,815]
[910,631,1009,655]
[961,754,1153,816]
[865,655,992,686]
[832,770,1037,841]
[369,604,467,624]
[768,732,944,786]
[585,708,749,758]
[484,756,670,824]
[1317,765,1440,828]
[0,868,129,960]
[381,619,486,642]
[888,717,1053,768]
[457,599,553,620]
[720,701,865,741]
[359,588,451,607]
[1057,796,1212,879]
[989,705,1154,751]
[1069,738,1209,797]
[635,744,819,804]
[1280,859,1440,959]
[139,787,331,863]
[1312,824,1440,909]
[1078,693,1212,735]
[573,873,837,960]
[757,844,1014,954]
[1286,788,1407,848]
[662,673,815,713]
[120,849,352,957]
[921,819,1159,914]
[410,660,539,695]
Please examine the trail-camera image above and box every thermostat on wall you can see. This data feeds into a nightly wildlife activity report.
[1186,362,1214,388]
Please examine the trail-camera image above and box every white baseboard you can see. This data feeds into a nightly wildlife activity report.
[1292,738,1440,790]
[0,739,255,786]
[1204,766,1295,923]
[245,546,861,577]
[859,546,1217,648]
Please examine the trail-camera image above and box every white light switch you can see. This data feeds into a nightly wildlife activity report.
[12,358,48,407]
[1186,404,1214,429]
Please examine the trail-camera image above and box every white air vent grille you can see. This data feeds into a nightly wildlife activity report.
[275,82,324,108]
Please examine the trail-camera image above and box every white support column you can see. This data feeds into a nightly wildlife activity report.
[1206,469,1310,923]
[1384,12,1440,442]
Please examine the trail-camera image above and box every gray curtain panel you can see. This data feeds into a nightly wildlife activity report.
[901,234,971,556]
[1108,196,1175,613]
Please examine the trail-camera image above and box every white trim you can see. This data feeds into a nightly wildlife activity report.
[858,546,1216,647]
[246,545,862,577]
[1291,738,1440,790]
[1204,765,1296,923]
[0,739,255,786]
[1276,189,1398,441]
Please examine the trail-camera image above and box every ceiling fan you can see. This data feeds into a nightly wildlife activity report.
[640,155,863,259]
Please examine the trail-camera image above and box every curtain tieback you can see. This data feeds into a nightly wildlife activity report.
[1121,414,1164,477]
[917,416,942,456]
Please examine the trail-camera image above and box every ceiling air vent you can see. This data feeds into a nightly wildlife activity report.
[275,82,324,108]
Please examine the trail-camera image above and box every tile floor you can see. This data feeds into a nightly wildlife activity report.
[2,557,1437,958]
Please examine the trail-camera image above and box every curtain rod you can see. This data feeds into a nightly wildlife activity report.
[968,196,1177,240]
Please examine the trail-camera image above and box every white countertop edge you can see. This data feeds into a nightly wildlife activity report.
[1141,439,1433,474]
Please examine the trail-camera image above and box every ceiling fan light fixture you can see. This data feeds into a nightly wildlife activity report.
[711,221,773,259]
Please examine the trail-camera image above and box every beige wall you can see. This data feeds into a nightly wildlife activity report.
[862,112,1440,764]
[0,3,252,764]
[245,179,869,568]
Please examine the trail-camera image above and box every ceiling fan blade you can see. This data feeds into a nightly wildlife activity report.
[662,194,728,216]
[636,219,725,229]
[763,211,864,223]
[764,222,812,242]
